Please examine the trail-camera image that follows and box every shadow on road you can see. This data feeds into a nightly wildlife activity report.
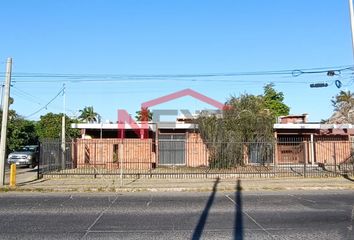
[342,173,354,182]
[191,177,220,240]
[234,179,243,240]
[16,178,45,186]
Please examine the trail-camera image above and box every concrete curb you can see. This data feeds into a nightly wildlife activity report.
[1,184,353,193]
[1,176,353,193]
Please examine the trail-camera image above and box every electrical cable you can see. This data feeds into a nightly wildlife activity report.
[4,65,353,83]
[12,86,43,105]
[24,86,65,118]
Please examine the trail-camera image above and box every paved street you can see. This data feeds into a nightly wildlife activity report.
[0,188,353,240]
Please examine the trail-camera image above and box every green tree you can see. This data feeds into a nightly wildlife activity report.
[7,118,37,151]
[78,106,100,123]
[263,83,290,119]
[198,88,289,167]
[0,110,38,152]
[135,107,153,121]
[329,90,354,123]
[36,113,80,140]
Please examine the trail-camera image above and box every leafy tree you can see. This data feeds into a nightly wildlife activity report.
[263,83,290,119]
[36,113,80,140]
[79,106,100,123]
[0,110,37,152]
[329,90,354,123]
[135,107,153,121]
[198,87,289,167]
[7,118,37,151]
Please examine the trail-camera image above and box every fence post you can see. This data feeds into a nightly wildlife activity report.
[150,140,153,178]
[333,142,337,176]
[303,142,307,178]
[94,143,97,179]
[310,134,315,166]
[61,141,66,171]
[37,142,40,180]
[119,143,123,186]
[273,141,277,177]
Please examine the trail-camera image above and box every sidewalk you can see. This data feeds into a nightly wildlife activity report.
[1,176,354,192]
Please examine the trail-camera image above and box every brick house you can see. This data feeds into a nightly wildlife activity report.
[71,120,208,169]
[274,114,354,165]
[71,114,354,169]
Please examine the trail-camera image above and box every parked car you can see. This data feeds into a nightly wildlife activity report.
[7,145,39,168]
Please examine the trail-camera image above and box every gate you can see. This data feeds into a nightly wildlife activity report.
[158,134,186,165]
[39,140,73,174]
[249,142,274,164]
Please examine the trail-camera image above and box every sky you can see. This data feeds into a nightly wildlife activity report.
[0,0,353,123]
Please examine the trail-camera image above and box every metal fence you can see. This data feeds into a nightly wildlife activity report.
[39,138,354,179]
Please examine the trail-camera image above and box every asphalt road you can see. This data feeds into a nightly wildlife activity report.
[0,189,353,240]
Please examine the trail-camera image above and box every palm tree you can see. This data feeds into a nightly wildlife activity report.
[330,90,354,123]
[135,107,152,121]
[79,106,100,123]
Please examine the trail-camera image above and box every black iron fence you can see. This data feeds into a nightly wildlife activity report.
[39,139,354,179]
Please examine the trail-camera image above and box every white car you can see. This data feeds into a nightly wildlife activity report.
[7,145,39,168]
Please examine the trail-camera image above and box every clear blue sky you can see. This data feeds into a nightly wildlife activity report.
[0,0,353,122]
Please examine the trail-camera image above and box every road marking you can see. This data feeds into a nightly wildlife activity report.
[347,205,354,239]
[81,194,119,239]
[288,194,317,204]
[88,227,300,234]
[225,194,277,240]
[59,195,74,207]
[146,194,153,207]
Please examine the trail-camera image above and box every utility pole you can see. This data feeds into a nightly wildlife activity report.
[349,0,354,59]
[61,84,66,170]
[0,83,4,111]
[0,58,12,187]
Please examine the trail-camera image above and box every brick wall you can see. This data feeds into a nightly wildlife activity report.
[276,140,352,165]
[75,138,155,169]
[186,133,209,167]
[314,141,351,164]
[73,137,352,168]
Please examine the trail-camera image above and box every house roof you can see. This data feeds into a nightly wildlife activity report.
[71,123,148,130]
[274,123,354,130]
[71,122,198,131]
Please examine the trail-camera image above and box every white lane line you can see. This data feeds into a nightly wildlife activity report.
[81,195,119,239]
[225,194,277,240]
[288,194,317,204]
[59,194,74,207]
[347,205,354,238]
[88,227,300,234]
[146,194,152,207]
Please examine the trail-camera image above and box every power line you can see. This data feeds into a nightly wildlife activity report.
[12,92,42,106]
[12,86,42,105]
[12,86,78,113]
[11,75,354,87]
[5,65,353,83]
[24,86,65,118]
